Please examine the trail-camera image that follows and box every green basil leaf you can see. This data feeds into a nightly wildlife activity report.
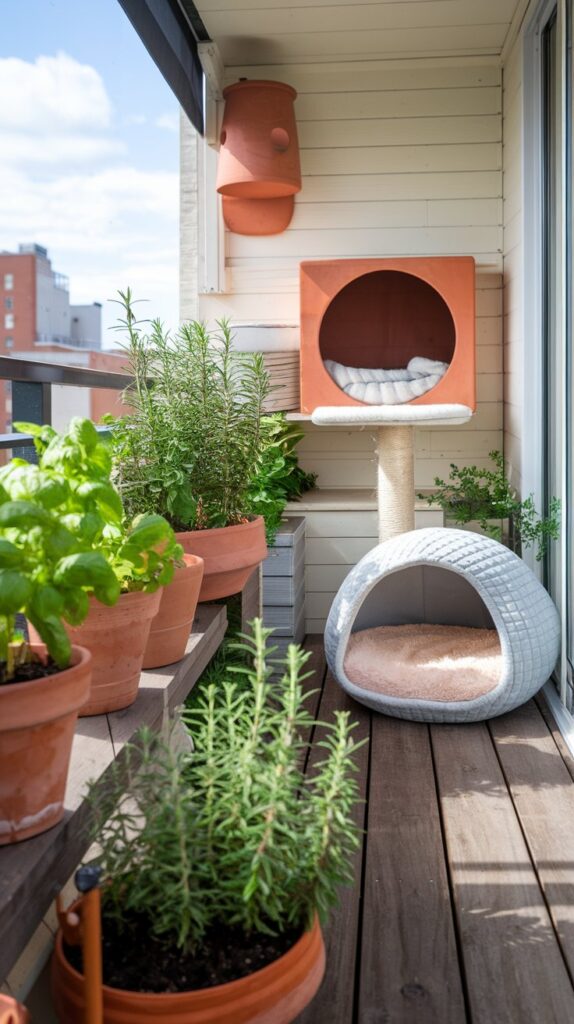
[27,610,71,668]
[53,552,120,606]
[0,500,51,528]
[0,570,32,614]
[0,539,23,568]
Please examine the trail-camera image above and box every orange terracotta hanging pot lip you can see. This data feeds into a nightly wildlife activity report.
[222,79,297,100]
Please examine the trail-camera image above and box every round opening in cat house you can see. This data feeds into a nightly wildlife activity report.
[319,270,456,405]
[344,565,502,703]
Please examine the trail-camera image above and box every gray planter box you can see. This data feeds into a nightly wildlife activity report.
[262,517,306,645]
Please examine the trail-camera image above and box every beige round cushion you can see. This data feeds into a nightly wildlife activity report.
[344,623,502,703]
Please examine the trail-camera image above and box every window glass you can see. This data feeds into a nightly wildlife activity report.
[4,314,14,329]
[3,274,13,290]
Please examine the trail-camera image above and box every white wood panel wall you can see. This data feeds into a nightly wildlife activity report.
[502,36,524,491]
[192,57,505,632]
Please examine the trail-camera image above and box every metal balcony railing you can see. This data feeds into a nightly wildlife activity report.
[0,355,135,456]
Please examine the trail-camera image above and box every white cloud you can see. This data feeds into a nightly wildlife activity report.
[156,112,179,133]
[0,52,112,134]
[1,134,125,166]
[0,52,180,343]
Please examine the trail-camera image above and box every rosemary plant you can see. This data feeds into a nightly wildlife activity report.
[107,290,272,531]
[88,620,364,951]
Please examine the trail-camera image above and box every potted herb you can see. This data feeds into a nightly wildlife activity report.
[420,450,560,561]
[0,422,126,842]
[246,413,317,544]
[52,621,363,1022]
[108,290,270,601]
[18,418,182,715]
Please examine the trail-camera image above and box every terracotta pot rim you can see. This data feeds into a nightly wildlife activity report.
[0,643,91,700]
[176,516,265,542]
[176,554,204,572]
[223,80,297,100]
[55,911,319,1002]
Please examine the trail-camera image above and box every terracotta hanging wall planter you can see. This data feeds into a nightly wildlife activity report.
[0,644,91,845]
[216,80,301,236]
[143,554,204,669]
[177,517,267,602]
[52,903,325,1024]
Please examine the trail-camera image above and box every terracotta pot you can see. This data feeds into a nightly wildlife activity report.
[0,644,91,846]
[30,590,162,717]
[177,517,267,602]
[52,905,325,1024]
[143,555,204,669]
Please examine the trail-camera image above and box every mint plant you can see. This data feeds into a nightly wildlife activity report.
[88,620,364,951]
[246,414,317,543]
[0,417,181,680]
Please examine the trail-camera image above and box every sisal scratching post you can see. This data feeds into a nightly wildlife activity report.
[376,425,415,542]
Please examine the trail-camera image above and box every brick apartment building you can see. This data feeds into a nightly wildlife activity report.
[0,244,129,434]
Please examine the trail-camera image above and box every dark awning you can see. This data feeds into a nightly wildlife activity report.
[117,0,206,135]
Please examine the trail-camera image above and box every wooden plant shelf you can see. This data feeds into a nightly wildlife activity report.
[0,603,227,984]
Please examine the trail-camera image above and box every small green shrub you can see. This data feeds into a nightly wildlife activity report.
[0,417,181,677]
[246,414,317,544]
[88,620,364,951]
[420,450,560,560]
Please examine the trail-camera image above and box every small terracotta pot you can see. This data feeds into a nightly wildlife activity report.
[0,644,91,846]
[52,905,325,1024]
[143,554,204,669]
[177,517,267,602]
[30,590,162,717]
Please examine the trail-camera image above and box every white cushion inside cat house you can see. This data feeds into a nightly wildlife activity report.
[324,356,449,405]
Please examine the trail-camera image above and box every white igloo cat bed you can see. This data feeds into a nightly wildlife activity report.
[325,528,560,723]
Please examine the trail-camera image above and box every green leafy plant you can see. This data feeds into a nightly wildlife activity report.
[246,414,317,543]
[88,620,364,951]
[107,289,273,531]
[420,450,560,560]
[0,417,181,679]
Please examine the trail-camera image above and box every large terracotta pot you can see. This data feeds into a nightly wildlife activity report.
[0,644,91,846]
[30,590,161,717]
[52,906,325,1024]
[143,555,204,669]
[177,517,267,602]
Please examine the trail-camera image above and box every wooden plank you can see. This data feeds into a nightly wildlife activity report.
[205,0,518,38]
[218,26,507,66]
[295,87,501,122]
[296,671,370,1024]
[490,701,574,980]
[358,719,466,1023]
[299,115,501,150]
[432,722,574,1023]
[223,61,502,94]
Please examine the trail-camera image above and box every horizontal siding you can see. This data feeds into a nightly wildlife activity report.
[197,58,504,631]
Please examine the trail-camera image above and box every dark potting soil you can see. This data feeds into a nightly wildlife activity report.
[64,911,302,994]
[0,655,61,687]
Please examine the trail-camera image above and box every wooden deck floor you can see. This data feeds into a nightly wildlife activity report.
[297,636,574,1024]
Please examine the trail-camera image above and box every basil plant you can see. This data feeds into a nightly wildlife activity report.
[0,418,182,680]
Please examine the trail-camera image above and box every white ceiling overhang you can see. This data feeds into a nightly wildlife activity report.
[193,0,530,68]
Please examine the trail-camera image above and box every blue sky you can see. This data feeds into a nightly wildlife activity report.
[1,0,181,346]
